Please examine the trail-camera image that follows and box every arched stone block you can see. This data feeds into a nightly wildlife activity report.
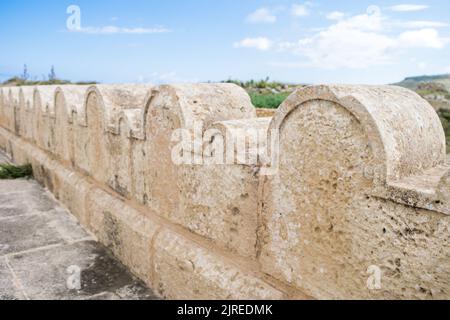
[8,87,21,136]
[71,84,151,185]
[32,86,58,152]
[173,117,272,257]
[3,88,19,133]
[73,86,107,182]
[91,84,150,134]
[54,86,88,164]
[135,83,255,229]
[18,87,35,141]
[260,85,450,299]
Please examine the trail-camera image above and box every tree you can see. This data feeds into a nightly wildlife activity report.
[21,64,29,81]
[48,65,56,81]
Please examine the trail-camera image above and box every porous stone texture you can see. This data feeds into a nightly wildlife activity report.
[152,229,283,300]
[260,85,450,299]
[0,84,449,300]
[87,188,160,285]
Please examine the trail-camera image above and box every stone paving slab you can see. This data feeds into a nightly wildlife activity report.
[8,241,155,300]
[0,257,26,300]
[0,165,158,300]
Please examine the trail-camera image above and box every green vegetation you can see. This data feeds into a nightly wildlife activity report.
[438,109,450,152]
[0,164,33,179]
[393,74,450,90]
[222,78,302,109]
[395,75,450,154]
[249,92,291,109]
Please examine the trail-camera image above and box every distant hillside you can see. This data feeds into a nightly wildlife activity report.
[394,74,450,91]
[394,74,450,153]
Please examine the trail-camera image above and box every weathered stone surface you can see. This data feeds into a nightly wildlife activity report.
[260,85,450,299]
[1,84,449,300]
[87,188,160,285]
[153,229,283,300]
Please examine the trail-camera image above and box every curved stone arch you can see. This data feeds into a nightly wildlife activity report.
[33,86,58,152]
[32,88,45,147]
[81,86,107,128]
[19,87,35,113]
[54,86,87,163]
[8,87,20,107]
[17,87,35,142]
[270,85,387,185]
[260,85,448,299]
[8,87,21,134]
[74,86,107,182]
[270,85,445,184]
[83,84,151,133]
[136,83,257,227]
[54,86,89,125]
[37,86,58,117]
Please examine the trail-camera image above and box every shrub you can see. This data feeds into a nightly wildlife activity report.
[0,164,33,179]
[249,92,290,109]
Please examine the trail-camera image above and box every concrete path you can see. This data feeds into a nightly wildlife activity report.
[0,154,158,300]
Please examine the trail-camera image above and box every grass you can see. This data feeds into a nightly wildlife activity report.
[249,92,291,109]
[0,164,33,179]
[438,109,450,151]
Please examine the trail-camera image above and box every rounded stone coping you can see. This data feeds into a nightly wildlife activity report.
[1,83,256,141]
[150,83,256,130]
[271,85,446,184]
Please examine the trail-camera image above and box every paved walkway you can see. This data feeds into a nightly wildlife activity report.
[0,153,158,300]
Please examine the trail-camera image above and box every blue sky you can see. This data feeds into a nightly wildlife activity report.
[1,0,449,84]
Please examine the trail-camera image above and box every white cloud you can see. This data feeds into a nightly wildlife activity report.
[246,8,277,24]
[236,5,450,70]
[278,26,395,69]
[234,37,273,51]
[398,28,449,48]
[291,4,310,17]
[397,20,449,28]
[273,7,449,69]
[70,25,170,35]
[389,4,429,12]
[326,11,345,21]
[445,67,450,73]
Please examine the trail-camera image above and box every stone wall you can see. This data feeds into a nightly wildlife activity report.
[0,84,448,300]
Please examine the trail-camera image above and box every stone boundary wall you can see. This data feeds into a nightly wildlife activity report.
[0,84,449,299]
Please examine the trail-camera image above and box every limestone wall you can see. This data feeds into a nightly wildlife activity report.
[0,84,448,300]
